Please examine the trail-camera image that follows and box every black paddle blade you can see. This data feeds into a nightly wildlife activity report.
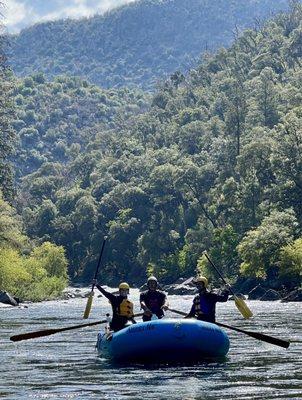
[216,322,290,349]
[10,319,107,342]
[10,329,59,342]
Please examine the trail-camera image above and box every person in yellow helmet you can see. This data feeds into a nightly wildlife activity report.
[93,279,135,332]
[185,276,230,323]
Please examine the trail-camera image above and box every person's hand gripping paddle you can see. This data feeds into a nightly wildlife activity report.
[203,251,253,319]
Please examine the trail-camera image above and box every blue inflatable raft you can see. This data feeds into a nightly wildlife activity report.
[97,319,229,363]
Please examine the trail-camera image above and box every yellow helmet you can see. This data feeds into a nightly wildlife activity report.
[193,276,208,287]
[119,282,130,290]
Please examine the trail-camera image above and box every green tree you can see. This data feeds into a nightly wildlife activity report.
[0,191,26,249]
[30,241,68,279]
[278,238,302,288]
[238,209,298,281]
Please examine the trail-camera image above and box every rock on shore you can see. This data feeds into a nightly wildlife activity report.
[0,291,20,306]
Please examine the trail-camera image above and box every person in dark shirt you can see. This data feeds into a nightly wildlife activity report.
[140,276,168,322]
[93,280,135,332]
[186,276,229,323]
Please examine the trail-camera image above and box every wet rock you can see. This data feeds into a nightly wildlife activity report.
[167,284,198,295]
[161,277,197,295]
[60,292,75,300]
[234,278,262,295]
[172,277,187,285]
[281,288,302,302]
[0,291,19,306]
[259,289,281,301]
[181,277,196,287]
[60,286,92,300]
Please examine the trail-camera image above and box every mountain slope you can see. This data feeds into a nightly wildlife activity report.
[8,0,290,89]
[15,4,302,286]
[13,74,148,179]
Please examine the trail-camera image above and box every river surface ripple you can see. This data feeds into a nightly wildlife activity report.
[0,289,301,400]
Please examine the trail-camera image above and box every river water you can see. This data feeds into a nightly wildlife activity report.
[0,289,301,399]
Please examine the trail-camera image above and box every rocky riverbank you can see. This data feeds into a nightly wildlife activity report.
[1,282,301,307]
[146,278,302,302]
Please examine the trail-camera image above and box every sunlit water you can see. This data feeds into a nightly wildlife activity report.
[0,289,301,399]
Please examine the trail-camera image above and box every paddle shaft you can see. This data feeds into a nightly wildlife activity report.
[83,237,107,319]
[92,237,107,291]
[203,252,235,296]
[168,308,290,349]
[10,313,144,342]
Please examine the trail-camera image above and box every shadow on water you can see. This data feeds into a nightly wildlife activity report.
[99,355,228,372]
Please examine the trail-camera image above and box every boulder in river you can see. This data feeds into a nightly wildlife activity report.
[164,278,198,295]
[168,285,198,295]
[259,289,281,301]
[60,287,91,300]
[281,288,302,302]
[0,291,20,306]
[247,284,267,300]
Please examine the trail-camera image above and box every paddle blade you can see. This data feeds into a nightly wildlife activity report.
[216,322,290,349]
[10,319,108,342]
[83,292,94,319]
[234,296,253,319]
[11,329,58,342]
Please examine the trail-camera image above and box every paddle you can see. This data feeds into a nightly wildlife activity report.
[10,319,107,342]
[168,308,290,349]
[83,236,107,319]
[10,313,144,342]
[203,251,253,319]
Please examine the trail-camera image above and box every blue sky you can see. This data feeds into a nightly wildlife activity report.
[3,0,137,33]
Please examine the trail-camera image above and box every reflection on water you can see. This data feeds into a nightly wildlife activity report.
[0,290,301,399]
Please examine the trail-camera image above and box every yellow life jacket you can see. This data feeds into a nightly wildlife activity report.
[117,299,134,318]
[193,295,204,317]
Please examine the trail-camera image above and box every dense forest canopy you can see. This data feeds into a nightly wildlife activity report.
[7,0,290,90]
[0,4,68,301]
[0,37,15,202]
[13,75,148,178]
[9,2,302,292]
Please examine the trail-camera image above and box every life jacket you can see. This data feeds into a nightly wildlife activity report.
[193,295,204,317]
[193,293,217,318]
[117,299,134,318]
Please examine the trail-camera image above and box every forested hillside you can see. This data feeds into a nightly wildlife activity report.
[13,3,302,290]
[8,0,290,89]
[0,26,68,302]
[13,75,148,178]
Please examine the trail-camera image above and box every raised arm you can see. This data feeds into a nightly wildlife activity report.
[214,287,230,302]
[93,281,115,302]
